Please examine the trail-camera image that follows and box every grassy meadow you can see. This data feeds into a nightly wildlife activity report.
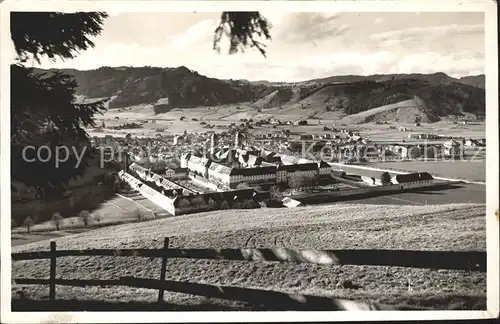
[12,202,486,310]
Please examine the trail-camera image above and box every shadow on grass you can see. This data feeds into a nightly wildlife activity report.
[387,294,486,311]
[12,295,483,311]
[407,184,466,195]
[12,298,266,311]
[412,191,445,195]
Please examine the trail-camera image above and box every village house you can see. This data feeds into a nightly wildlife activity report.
[465,138,484,148]
[173,135,184,145]
[207,162,232,186]
[443,139,463,158]
[230,165,278,187]
[391,172,434,184]
[187,155,211,177]
[129,163,191,196]
[277,162,318,184]
[395,144,421,159]
[408,133,428,139]
[422,145,438,158]
[164,167,189,180]
[317,160,333,176]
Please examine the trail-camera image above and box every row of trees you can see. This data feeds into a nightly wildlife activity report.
[21,210,102,233]
[21,206,153,233]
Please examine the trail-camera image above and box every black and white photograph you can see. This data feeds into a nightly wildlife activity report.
[1,0,498,322]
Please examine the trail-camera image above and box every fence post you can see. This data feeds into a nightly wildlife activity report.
[49,241,56,301]
[157,237,170,303]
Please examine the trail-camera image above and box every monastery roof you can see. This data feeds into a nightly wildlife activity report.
[260,161,276,167]
[160,178,184,190]
[218,149,238,161]
[392,172,434,183]
[247,154,263,166]
[200,157,212,167]
[278,162,318,172]
[188,155,202,164]
[297,158,315,164]
[318,160,331,168]
[260,150,276,159]
[444,139,461,148]
[209,162,232,175]
[279,155,298,165]
[166,167,188,174]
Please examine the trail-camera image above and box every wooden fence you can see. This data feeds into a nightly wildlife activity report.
[12,238,486,311]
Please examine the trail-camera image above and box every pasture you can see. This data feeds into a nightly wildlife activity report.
[12,202,486,310]
[92,104,486,142]
[368,160,486,183]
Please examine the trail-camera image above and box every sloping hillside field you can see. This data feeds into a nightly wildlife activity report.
[339,99,427,124]
[12,203,486,310]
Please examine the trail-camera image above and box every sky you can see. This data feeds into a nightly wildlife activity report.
[31,11,485,82]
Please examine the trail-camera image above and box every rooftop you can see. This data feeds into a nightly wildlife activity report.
[230,165,277,176]
[278,162,318,172]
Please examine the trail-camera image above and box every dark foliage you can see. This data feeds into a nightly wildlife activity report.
[11,65,106,197]
[380,172,392,185]
[10,12,109,198]
[79,210,91,226]
[11,65,105,144]
[11,12,108,64]
[214,12,271,57]
[23,217,34,233]
[51,212,64,230]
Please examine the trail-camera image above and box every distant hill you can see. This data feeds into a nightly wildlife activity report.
[32,66,273,109]
[458,74,485,89]
[299,78,484,122]
[30,66,485,122]
[298,72,485,89]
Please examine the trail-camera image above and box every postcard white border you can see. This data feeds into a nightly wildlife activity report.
[1,0,498,323]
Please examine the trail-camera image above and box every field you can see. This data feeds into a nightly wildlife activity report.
[339,100,422,124]
[12,202,486,310]
[91,104,486,140]
[368,160,486,183]
[11,193,166,246]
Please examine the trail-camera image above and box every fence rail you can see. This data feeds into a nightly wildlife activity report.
[11,238,485,311]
